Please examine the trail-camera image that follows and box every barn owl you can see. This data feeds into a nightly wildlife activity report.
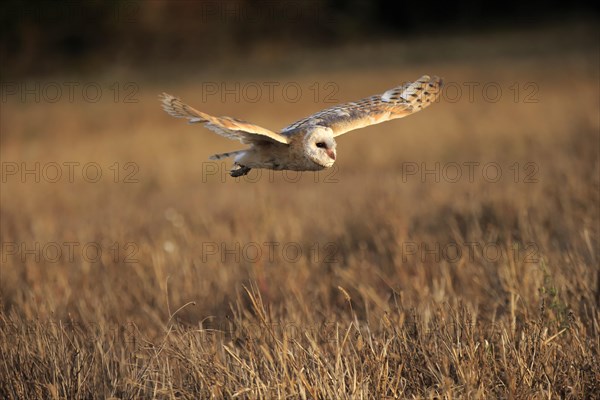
[160,75,442,177]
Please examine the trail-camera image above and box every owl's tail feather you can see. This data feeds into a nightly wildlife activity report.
[209,150,245,160]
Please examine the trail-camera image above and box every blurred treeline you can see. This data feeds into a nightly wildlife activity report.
[0,0,597,78]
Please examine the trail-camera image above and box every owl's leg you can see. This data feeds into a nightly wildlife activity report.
[230,165,252,177]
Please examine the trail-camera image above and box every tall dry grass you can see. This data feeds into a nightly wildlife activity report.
[1,26,599,398]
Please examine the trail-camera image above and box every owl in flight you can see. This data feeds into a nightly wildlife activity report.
[161,75,442,177]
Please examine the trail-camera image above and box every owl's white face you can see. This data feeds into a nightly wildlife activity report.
[303,127,337,168]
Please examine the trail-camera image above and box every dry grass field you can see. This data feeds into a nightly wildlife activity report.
[1,26,599,398]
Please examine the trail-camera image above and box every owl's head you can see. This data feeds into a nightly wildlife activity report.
[303,126,337,168]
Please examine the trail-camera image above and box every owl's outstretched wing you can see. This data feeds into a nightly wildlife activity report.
[282,75,442,137]
[160,93,291,145]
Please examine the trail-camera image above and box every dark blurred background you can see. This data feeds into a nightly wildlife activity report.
[1,0,598,78]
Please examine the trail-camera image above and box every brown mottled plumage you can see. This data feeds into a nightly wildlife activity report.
[160,75,443,177]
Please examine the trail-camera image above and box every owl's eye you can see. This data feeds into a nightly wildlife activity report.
[316,142,327,148]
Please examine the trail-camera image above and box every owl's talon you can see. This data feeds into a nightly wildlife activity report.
[230,166,252,177]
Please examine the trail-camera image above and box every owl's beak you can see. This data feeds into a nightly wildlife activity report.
[326,149,336,160]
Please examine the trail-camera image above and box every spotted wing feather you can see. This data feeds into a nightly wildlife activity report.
[282,75,442,137]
